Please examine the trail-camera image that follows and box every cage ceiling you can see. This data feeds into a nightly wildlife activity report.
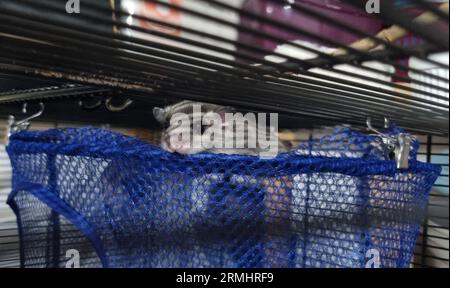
[0,0,448,134]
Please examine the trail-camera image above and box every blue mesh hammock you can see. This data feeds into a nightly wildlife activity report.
[6,127,440,268]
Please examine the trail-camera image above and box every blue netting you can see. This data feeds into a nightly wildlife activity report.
[6,127,440,268]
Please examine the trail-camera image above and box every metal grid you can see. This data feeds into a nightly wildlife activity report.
[0,126,448,268]
[0,0,448,268]
[413,135,449,268]
[0,0,448,134]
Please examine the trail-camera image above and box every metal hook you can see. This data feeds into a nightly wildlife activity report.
[14,102,45,130]
[79,99,103,111]
[366,117,391,138]
[367,116,396,154]
[8,102,45,139]
[105,97,133,112]
[383,118,390,129]
[366,117,412,169]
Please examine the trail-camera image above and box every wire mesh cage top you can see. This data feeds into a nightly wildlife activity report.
[6,127,441,268]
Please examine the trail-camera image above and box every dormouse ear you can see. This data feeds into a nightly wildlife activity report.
[217,111,227,122]
[152,107,166,123]
[217,106,235,121]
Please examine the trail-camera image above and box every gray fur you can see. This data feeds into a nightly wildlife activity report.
[153,100,288,155]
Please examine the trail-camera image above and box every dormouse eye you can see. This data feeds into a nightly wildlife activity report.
[201,124,207,135]
[152,107,166,124]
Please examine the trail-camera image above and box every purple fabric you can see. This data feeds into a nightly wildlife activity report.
[238,0,384,59]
